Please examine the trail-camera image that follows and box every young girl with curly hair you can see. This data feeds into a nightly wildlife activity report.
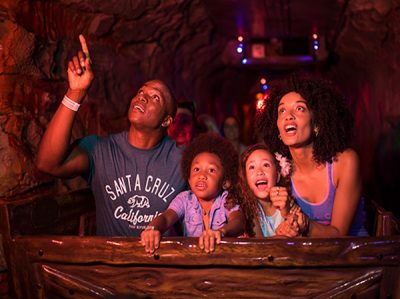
[256,73,367,237]
[141,133,245,253]
[238,143,306,237]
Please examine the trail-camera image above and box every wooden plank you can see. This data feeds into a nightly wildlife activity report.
[12,236,400,267]
[0,188,95,298]
[2,190,400,298]
[8,236,400,298]
[33,264,384,298]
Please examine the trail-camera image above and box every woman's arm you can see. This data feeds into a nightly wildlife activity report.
[308,149,362,237]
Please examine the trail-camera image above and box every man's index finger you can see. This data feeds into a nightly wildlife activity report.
[79,34,90,59]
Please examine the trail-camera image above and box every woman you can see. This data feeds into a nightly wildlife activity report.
[256,74,367,237]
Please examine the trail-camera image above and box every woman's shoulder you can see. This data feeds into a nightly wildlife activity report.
[334,148,360,165]
[333,148,361,179]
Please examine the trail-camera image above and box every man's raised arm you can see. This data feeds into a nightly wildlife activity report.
[36,35,94,178]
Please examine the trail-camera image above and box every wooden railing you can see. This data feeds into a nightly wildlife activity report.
[8,236,400,298]
[0,188,399,298]
[371,200,399,236]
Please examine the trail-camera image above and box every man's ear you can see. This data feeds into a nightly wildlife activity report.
[161,115,173,128]
[222,180,231,190]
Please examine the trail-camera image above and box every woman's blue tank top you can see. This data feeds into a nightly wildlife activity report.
[290,162,368,236]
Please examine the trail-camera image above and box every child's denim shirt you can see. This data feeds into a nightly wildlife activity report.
[168,190,239,237]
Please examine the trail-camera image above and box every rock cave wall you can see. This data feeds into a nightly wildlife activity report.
[0,1,398,255]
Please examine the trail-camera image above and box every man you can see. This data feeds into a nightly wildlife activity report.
[36,35,186,236]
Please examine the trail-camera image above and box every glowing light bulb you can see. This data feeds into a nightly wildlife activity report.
[238,36,244,42]
[260,78,267,85]
[256,93,263,100]
[312,34,318,39]
[241,58,248,64]
[256,99,265,110]
[236,47,243,53]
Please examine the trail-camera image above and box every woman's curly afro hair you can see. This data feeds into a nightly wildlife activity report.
[256,73,354,164]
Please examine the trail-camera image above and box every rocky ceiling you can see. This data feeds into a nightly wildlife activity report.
[202,0,345,39]
[201,0,347,74]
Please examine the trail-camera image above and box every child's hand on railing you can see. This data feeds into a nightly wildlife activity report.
[140,226,161,254]
[198,229,225,253]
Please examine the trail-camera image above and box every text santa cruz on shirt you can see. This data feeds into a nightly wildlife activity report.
[104,174,176,229]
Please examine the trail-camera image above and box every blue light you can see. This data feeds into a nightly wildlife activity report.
[241,58,248,64]
[262,84,268,91]
[313,40,318,45]
[313,45,319,50]
[236,47,243,53]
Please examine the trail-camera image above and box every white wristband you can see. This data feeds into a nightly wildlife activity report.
[62,95,80,111]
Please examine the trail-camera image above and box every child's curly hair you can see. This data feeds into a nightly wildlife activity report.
[181,132,240,208]
[255,73,353,164]
[237,143,291,237]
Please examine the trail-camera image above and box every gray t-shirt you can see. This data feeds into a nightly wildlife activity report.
[79,132,186,236]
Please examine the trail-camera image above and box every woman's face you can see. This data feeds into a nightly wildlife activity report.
[276,92,313,148]
[245,149,279,200]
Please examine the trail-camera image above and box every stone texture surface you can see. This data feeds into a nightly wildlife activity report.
[328,0,400,212]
